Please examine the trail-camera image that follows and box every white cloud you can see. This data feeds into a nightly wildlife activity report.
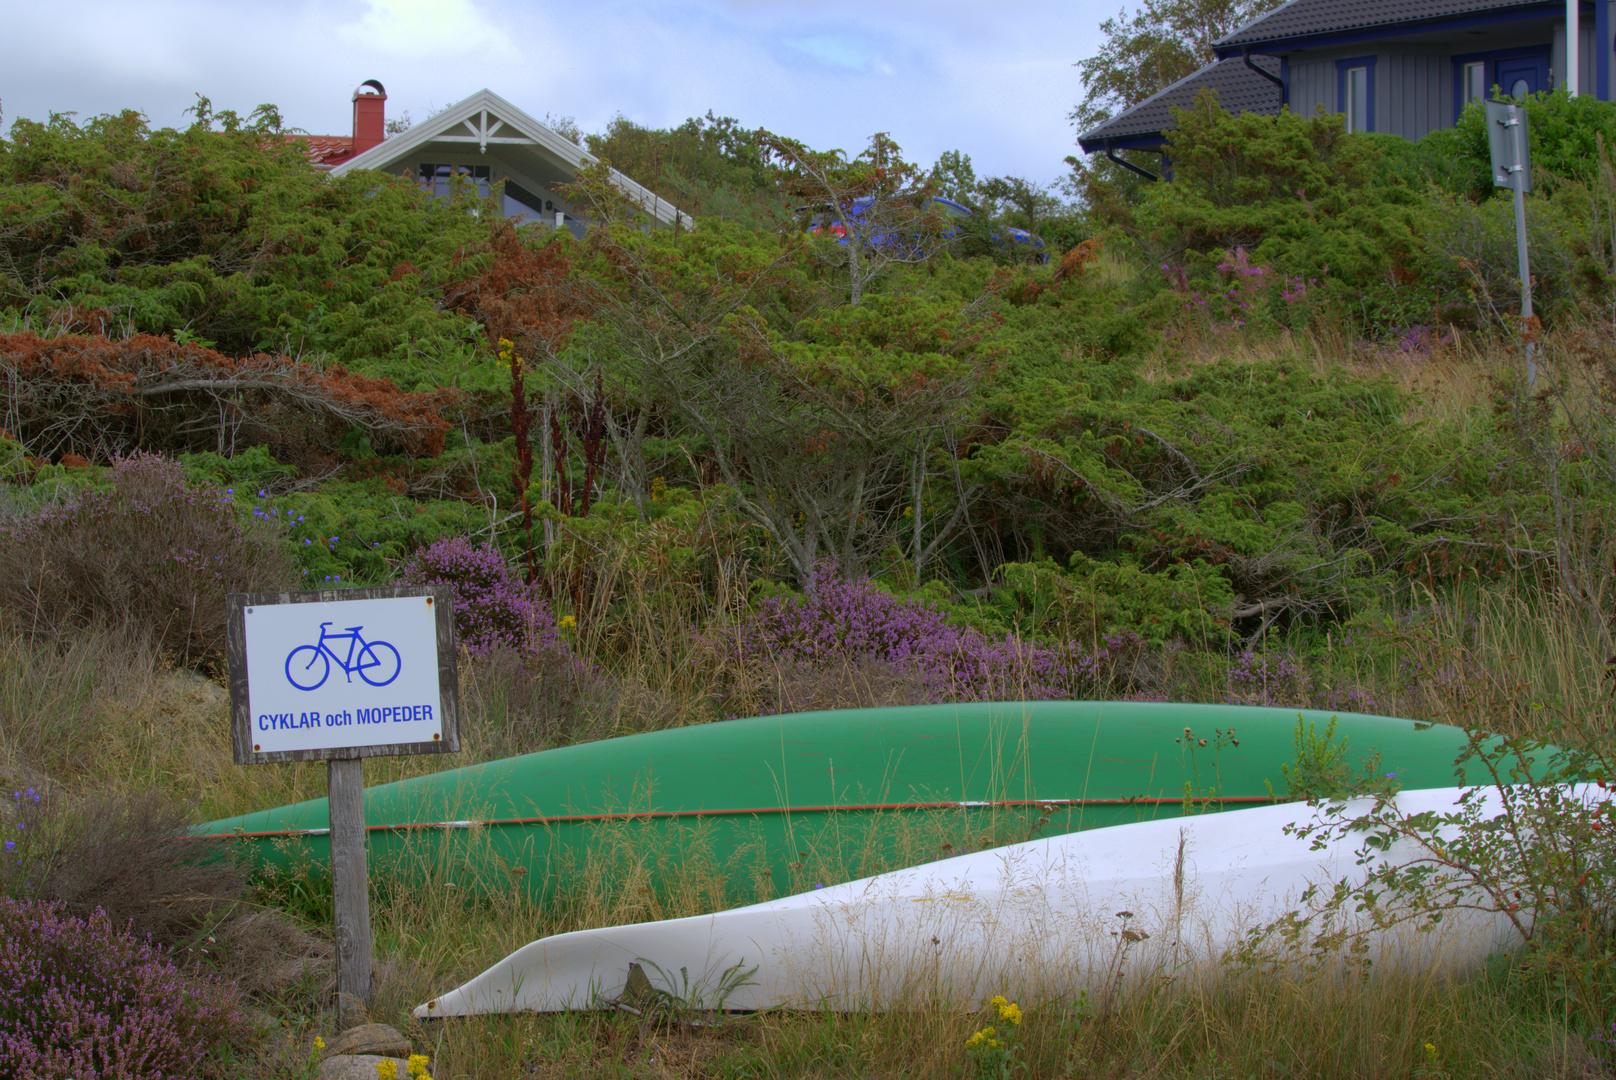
[0,0,1108,183]
[336,0,517,62]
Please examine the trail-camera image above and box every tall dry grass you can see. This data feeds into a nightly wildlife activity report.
[5,332,1613,1076]
[287,831,1609,1080]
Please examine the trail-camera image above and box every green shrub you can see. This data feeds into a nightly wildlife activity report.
[1137,93,1422,290]
[1446,88,1616,196]
[1259,729,1616,1038]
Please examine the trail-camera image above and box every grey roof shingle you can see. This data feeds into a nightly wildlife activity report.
[1217,0,1555,50]
[1078,56,1283,149]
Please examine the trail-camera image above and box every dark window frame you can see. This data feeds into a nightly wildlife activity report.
[418,163,492,199]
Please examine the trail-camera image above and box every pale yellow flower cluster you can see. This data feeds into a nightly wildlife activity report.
[990,994,1023,1026]
[374,1056,432,1080]
[965,1025,1003,1050]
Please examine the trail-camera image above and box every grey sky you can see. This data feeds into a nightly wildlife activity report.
[2,0,1105,186]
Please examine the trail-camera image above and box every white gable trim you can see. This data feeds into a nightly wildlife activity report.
[331,89,691,228]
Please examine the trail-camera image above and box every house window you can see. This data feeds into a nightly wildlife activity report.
[1463,61,1487,106]
[418,163,491,198]
[1345,67,1369,131]
[1336,56,1376,133]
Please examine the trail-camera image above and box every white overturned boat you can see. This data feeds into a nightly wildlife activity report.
[416,787,1590,1017]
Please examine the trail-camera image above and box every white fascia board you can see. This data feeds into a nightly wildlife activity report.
[331,89,692,228]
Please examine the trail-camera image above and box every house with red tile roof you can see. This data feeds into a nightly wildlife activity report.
[287,81,688,233]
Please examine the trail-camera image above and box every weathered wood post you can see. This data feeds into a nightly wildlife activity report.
[327,756,371,1024]
[228,585,459,1029]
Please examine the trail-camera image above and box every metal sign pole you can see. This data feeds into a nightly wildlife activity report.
[329,756,372,1025]
[1514,178,1537,388]
[1487,100,1535,388]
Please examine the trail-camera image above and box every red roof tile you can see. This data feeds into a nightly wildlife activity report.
[283,133,355,170]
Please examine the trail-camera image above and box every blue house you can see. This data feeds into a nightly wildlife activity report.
[1079,0,1602,170]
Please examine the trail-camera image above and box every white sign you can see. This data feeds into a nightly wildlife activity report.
[229,587,460,762]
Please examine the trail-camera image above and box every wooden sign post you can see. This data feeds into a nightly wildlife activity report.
[226,585,460,1026]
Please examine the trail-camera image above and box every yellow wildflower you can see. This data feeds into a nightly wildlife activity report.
[376,1061,398,1080]
[406,1055,432,1079]
[313,1036,326,1051]
[995,998,1023,1026]
[559,614,577,630]
[965,1025,1001,1049]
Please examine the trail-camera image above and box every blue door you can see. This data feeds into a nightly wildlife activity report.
[1495,53,1550,99]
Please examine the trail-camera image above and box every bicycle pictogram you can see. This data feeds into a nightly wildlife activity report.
[284,622,401,690]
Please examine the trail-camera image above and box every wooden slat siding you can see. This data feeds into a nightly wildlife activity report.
[1390,53,1404,136]
[1568,23,1593,94]
[1433,52,1447,136]
[1290,59,1331,120]
[1582,24,1597,96]
[1390,53,1427,140]
[228,585,461,765]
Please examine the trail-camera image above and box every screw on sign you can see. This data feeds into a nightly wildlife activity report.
[226,585,459,1025]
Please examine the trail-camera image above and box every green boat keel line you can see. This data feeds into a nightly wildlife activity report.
[198,701,1481,901]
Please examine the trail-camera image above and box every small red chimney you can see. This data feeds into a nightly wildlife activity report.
[352,80,387,156]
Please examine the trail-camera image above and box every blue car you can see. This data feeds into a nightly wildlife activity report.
[805,195,1045,260]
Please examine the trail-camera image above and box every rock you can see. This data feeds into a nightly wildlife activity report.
[322,1023,412,1059]
[320,1054,412,1080]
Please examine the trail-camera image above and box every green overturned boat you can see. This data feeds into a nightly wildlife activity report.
[198,701,1473,903]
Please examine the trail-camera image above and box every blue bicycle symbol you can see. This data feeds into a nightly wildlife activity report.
[284,622,401,690]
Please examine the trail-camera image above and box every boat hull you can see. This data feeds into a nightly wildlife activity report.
[417,785,1569,1016]
[197,701,1476,901]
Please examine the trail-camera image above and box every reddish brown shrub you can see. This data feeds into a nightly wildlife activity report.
[0,331,457,463]
[444,218,590,350]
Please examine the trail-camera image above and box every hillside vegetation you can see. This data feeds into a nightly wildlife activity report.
[0,91,1613,1078]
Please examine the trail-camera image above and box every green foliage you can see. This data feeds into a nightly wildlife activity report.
[179,445,492,584]
[0,105,491,387]
[584,112,785,229]
[993,555,1234,647]
[1071,0,1284,132]
[1446,89,1616,197]
[1138,94,1422,288]
[260,479,490,585]
[1262,730,1616,1035]
[179,445,299,490]
[1274,714,1384,801]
